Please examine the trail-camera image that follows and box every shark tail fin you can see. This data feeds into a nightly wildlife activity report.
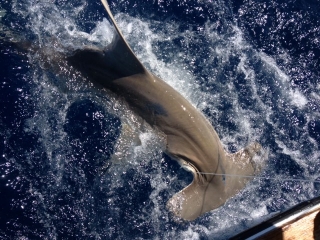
[167,142,263,221]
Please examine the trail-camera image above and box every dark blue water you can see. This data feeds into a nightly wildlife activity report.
[0,0,319,239]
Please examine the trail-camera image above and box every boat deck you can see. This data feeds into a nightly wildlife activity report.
[231,196,320,240]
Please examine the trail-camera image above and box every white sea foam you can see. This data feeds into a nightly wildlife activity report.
[260,53,289,79]
[250,205,268,219]
[289,89,308,108]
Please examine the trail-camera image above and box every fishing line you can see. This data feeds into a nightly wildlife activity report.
[198,172,320,184]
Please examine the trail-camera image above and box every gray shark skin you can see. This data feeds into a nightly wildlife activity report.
[67,0,262,221]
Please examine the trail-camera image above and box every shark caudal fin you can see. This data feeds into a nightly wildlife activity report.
[167,142,262,221]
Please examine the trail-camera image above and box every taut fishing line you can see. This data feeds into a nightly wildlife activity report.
[198,172,320,184]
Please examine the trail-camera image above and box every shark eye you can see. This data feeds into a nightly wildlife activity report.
[176,154,215,183]
[174,154,197,172]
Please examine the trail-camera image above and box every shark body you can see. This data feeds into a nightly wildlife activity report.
[67,0,262,220]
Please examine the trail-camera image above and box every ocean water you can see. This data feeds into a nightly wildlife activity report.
[0,0,319,239]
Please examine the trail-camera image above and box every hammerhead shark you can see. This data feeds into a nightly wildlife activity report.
[0,0,259,220]
[66,0,262,220]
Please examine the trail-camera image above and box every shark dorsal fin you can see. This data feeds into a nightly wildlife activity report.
[101,0,146,76]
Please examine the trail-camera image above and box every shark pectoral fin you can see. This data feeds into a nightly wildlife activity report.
[167,175,227,221]
[243,142,264,174]
[231,142,263,175]
[222,142,263,197]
